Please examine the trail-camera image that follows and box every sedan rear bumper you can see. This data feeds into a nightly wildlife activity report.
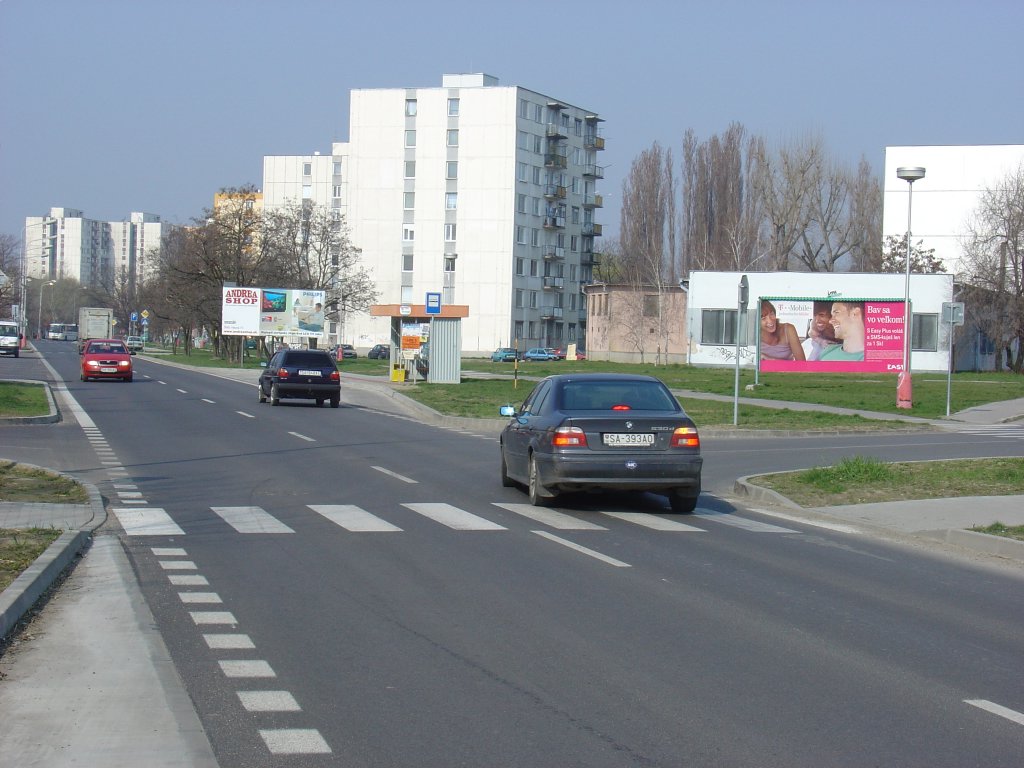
[536,451,702,493]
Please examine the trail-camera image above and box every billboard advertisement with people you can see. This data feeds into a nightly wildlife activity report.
[758,297,906,373]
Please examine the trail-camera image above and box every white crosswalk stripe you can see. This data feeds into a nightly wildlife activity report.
[599,511,706,532]
[211,506,295,534]
[113,507,185,536]
[308,504,402,532]
[950,424,1024,438]
[492,503,607,530]
[401,502,507,530]
[693,509,797,533]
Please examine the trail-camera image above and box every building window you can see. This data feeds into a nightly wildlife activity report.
[570,235,578,252]
[403,253,414,271]
[446,129,459,147]
[529,259,538,277]
[444,256,456,272]
[572,207,581,224]
[445,192,458,210]
[518,131,530,150]
[533,103,543,122]
[333,185,342,198]
[575,118,583,136]
[534,135,543,154]
[519,98,529,118]
[405,130,416,147]
[517,193,527,214]
[912,313,938,352]
[516,257,525,275]
[515,289,524,308]
[401,286,413,303]
[701,309,738,345]
[532,166,542,185]
[514,321,524,342]
[333,161,342,175]
[444,223,457,241]
[446,161,458,179]
[643,295,659,317]
[448,98,459,116]
[405,99,417,116]
[403,226,414,242]
[516,226,527,245]
[530,291,538,309]
[404,192,415,209]
[518,162,528,183]
[531,228,540,247]
[405,161,416,178]
[303,163,312,176]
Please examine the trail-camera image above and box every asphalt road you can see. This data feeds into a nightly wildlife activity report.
[10,341,1024,766]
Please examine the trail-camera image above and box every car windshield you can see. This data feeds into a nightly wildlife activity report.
[90,343,126,354]
[283,352,332,367]
[560,381,678,411]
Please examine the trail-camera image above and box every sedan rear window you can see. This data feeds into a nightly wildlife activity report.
[282,352,334,367]
[561,381,678,411]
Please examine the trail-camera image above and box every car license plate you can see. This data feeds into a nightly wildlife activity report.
[603,433,655,446]
[298,370,322,376]
[100,367,118,373]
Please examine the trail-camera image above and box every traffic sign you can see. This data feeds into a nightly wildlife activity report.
[425,292,441,315]
[399,305,412,316]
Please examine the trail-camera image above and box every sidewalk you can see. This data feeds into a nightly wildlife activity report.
[2,359,1024,766]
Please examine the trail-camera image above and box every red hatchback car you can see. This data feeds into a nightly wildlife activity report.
[81,339,133,382]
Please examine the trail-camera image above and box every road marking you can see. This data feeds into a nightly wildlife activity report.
[151,547,186,556]
[259,729,331,755]
[212,506,295,534]
[178,592,222,604]
[402,503,507,530]
[309,504,402,532]
[965,699,1024,726]
[189,611,238,625]
[169,575,208,586]
[288,431,315,442]
[113,507,185,536]
[236,411,255,418]
[372,465,418,483]
[159,560,197,571]
[204,634,255,650]
[493,503,607,530]
[176,388,187,394]
[532,531,631,567]
[600,511,705,532]
[746,508,863,534]
[693,510,797,533]
[201,398,215,404]
[238,691,301,712]
[219,660,276,678]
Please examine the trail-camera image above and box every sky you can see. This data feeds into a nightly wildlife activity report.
[2,0,1022,242]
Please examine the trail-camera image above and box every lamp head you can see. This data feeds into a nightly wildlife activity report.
[897,166,926,183]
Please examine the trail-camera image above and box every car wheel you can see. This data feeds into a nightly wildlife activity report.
[270,383,280,406]
[500,449,515,488]
[668,491,699,514]
[124,374,133,382]
[528,455,554,506]
[258,385,267,403]
[330,394,340,408]
[316,398,325,407]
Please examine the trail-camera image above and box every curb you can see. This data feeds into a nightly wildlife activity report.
[733,475,1024,564]
[0,379,60,425]
[0,463,107,641]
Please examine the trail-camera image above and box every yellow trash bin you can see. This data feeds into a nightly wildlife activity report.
[390,366,407,383]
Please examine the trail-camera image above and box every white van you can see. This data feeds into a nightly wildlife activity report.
[1,320,23,358]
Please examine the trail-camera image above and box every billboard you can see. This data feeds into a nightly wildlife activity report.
[222,287,326,337]
[758,297,906,373]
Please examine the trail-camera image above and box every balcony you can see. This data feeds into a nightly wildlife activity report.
[543,216,566,230]
[580,250,601,265]
[582,164,604,178]
[581,222,603,237]
[582,193,603,209]
[542,245,565,260]
[543,184,567,200]
[584,133,605,151]
[545,123,567,140]
[542,276,565,290]
[544,151,568,169]
[540,306,564,320]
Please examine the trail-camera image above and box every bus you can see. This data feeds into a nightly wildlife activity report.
[47,323,79,341]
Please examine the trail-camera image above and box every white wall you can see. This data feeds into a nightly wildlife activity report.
[687,271,955,372]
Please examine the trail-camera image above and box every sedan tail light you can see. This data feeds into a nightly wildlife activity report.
[552,426,587,447]
[329,370,340,382]
[670,427,700,448]
[278,368,290,379]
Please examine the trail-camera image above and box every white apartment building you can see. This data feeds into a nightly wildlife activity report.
[24,207,168,290]
[262,73,605,354]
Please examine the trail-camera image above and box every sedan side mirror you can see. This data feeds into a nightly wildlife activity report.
[499,405,516,418]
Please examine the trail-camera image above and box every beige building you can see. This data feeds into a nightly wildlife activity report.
[583,283,689,363]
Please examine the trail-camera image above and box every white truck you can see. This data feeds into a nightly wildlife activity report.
[77,307,114,353]
[1,319,22,357]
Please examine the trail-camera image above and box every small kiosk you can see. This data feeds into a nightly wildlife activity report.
[369,302,469,384]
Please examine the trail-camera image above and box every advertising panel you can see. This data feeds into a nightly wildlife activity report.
[758,296,906,373]
[222,287,326,337]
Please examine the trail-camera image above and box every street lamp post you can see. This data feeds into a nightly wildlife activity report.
[37,279,56,339]
[896,166,925,409]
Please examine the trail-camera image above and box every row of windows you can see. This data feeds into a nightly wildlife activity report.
[405,98,460,117]
[699,309,941,351]
[405,129,459,148]
[301,161,343,177]
[403,224,457,242]
[403,192,460,210]
[403,161,458,180]
[514,289,580,311]
[400,254,457,272]
[512,321,579,343]
[516,100,585,136]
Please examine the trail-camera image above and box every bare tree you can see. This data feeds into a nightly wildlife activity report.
[0,233,22,312]
[959,163,1024,372]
